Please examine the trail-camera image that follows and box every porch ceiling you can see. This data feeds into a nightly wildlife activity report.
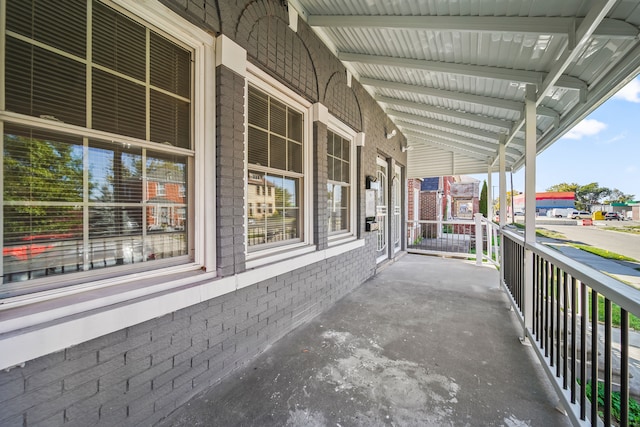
[288,0,640,178]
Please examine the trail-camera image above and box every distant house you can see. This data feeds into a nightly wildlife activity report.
[408,176,480,221]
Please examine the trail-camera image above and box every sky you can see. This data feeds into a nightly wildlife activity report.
[472,77,640,202]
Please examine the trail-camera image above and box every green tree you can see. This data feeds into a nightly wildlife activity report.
[546,182,633,210]
[479,180,488,217]
[4,132,84,238]
[605,188,635,204]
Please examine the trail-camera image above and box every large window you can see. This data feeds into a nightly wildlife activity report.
[1,0,195,296]
[247,85,305,251]
[327,131,351,235]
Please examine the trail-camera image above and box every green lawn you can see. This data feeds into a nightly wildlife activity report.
[569,243,639,263]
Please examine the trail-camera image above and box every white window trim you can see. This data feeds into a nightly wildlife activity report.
[244,63,314,266]
[327,114,357,245]
[0,0,216,367]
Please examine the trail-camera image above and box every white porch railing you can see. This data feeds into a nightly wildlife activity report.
[501,227,640,427]
[406,214,500,266]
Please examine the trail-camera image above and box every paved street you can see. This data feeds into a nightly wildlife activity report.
[537,221,640,261]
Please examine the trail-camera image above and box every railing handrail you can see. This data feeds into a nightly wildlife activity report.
[407,219,476,225]
[502,227,640,318]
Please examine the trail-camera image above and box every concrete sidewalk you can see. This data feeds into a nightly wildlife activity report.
[158,255,570,427]
[545,242,640,289]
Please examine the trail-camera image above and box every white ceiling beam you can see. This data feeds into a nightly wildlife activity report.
[361,77,559,119]
[339,52,586,91]
[388,109,502,142]
[399,122,521,158]
[502,0,618,152]
[405,133,495,162]
[361,77,522,112]
[376,95,517,131]
[307,15,638,39]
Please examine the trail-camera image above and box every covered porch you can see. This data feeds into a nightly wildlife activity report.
[160,254,570,426]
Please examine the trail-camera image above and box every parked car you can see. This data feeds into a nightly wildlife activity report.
[605,212,622,221]
[567,210,590,219]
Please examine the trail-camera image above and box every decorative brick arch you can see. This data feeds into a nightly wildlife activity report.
[237,0,318,101]
[324,71,362,131]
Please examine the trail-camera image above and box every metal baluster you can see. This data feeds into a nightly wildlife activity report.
[591,290,599,427]
[580,282,587,420]
[604,299,612,427]
[563,271,569,387]
[571,276,577,403]
[620,309,629,427]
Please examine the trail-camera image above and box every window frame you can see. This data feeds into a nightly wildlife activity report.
[0,0,216,302]
[327,115,357,244]
[244,64,314,266]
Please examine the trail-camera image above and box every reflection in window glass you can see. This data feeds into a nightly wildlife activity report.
[2,0,194,294]
[2,125,188,287]
[327,131,351,235]
[247,171,300,247]
[247,84,304,250]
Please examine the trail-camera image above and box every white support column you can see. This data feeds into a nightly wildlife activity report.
[486,165,493,263]
[498,136,507,287]
[475,213,483,265]
[487,164,493,221]
[499,137,506,228]
[523,84,537,336]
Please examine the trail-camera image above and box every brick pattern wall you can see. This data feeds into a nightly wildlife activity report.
[407,179,421,222]
[313,121,329,250]
[0,251,371,426]
[216,65,247,276]
[0,0,409,425]
[420,192,437,220]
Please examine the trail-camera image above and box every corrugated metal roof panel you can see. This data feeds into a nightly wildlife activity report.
[292,0,640,174]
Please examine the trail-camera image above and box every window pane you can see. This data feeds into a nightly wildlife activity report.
[288,109,302,142]
[7,0,86,58]
[93,1,146,81]
[280,176,299,208]
[333,156,342,183]
[247,171,267,247]
[270,135,286,170]
[88,142,143,203]
[93,69,146,140]
[270,99,287,137]
[248,127,268,166]
[327,132,335,156]
[342,138,350,162]
[150,90,190,149]
[6,38,86,127]
[288,141,302,173]
[150,33,191,98]
[342,160,350,184]
[328,184,349,233]
[248,87,268,129]
[3,206,84,284]
[4,125,84,202]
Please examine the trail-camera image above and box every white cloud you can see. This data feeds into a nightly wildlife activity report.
[563,119,607,140]
[613,78,640,102]
[603,133,626,145]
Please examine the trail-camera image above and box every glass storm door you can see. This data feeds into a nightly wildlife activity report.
[376,157,388,263]
[392,164,402,253]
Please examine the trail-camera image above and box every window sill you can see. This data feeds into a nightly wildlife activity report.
[245,243,317,270]
[328,233,357,247]
[0,238,365,371]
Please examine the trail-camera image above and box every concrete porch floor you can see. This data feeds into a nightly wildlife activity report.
[159,254,571,427]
